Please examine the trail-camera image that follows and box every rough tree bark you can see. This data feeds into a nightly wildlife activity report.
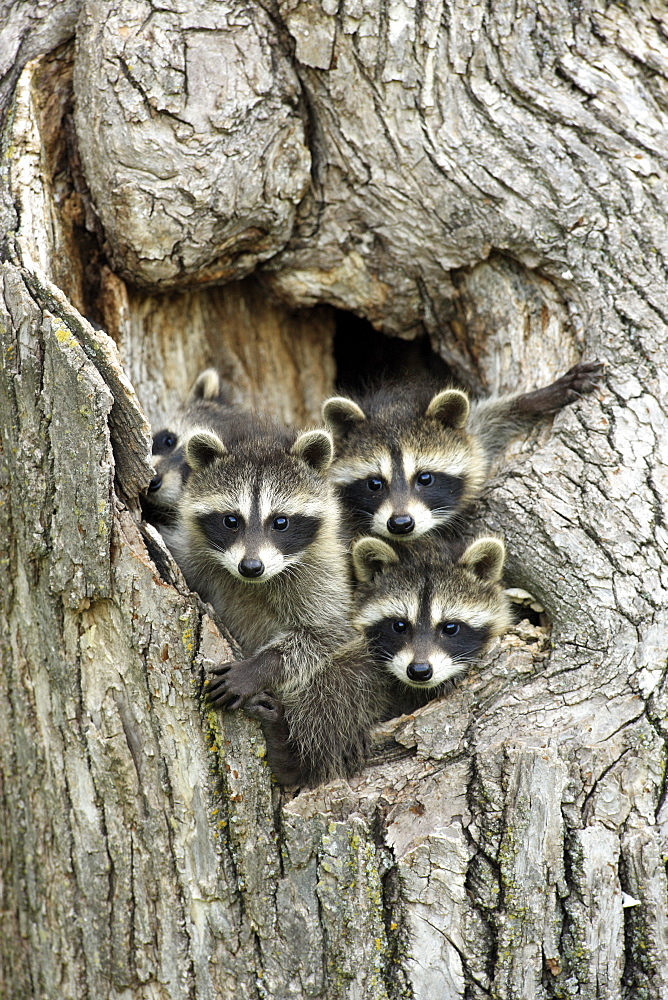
[1,2,667,998]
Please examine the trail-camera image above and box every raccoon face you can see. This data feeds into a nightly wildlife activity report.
[191,502,324,582]
[144,370,224,523]
[352,536,511,688]
[324,392,485,540]
[363,614,492,687]
[334,448,471,541]
[181,428,333,583]
[143,428,186,525]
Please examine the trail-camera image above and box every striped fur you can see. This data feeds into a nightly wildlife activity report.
[171,424,386,786]
[324,363,603,542]
[352,534,512,718]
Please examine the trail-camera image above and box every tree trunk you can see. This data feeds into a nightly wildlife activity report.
[1,2,667,998]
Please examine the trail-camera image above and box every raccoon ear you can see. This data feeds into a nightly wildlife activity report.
[460,537,506,583]
[425,389,470,429]
[188,368,221,403]
[292,430,334,473]
[352,537,399,583]
[184,430,227,471]
[322,396,366,438]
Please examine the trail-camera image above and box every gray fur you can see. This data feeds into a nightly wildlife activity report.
[467,361,605,462]
[173,425,385,786]
[142,368,289,545]
[352,534,512,719]
[324,362,604,542]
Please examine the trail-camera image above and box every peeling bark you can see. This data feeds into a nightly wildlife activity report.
[1,4,667,999]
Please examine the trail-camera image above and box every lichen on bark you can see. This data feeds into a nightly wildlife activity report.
[1,2,667,998]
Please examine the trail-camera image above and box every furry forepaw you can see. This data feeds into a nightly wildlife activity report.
[245,694,303,785]
[519,360,605,415]
[205,660,261,711]
[558,360,606,400]
[245,691,285,723]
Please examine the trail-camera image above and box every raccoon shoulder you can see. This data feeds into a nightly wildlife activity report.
[282,634,388,784]
[247,634,389,787]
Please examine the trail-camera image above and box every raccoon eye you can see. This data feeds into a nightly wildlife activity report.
[392,620,408,633]
[416,471,434,487]
[223,515,239,531]
[272,516,289,531]
[442,622,460,636]
[158,431,177,449]
[367,477,384,492]
[153,430,178,451]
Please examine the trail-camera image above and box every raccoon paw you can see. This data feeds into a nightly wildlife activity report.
[245,691,285,723]
[558,360,606,400]
[518,360,605,415]
[205,661,261,711]
[244,695,302,785]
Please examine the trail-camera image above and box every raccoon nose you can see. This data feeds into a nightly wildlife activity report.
[238,558,264,579]
[407,662,433,683]
[148,474,162,492]
[387,514,415,535]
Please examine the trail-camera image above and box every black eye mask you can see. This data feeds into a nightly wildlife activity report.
[364,618,491,672]
[152,429,179,455]
[364,619,413,662]
[412,471,465,516]
[435,621,490,660]
[196,511,244,552]
[269,514,322,556]
[341,479,386,521]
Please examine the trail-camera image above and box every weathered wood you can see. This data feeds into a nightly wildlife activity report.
[0,1,82,248]
[73,0,311,288]
[1,3,667,999]
[98,268,337,429]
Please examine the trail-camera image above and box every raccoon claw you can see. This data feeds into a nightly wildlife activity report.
[559,360,606,398]
[224,696,245,711]
[208,662,231,677]
[205,660,261,710]
[245,692,285,723]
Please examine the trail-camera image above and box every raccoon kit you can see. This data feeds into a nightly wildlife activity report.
[143,369,231,544]
[173,424,384,785]
[323,361,603,542]
[352,534,512,718]
[143,369,290,548]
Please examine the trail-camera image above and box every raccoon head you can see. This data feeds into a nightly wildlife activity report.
[143,369,224,523]
[142,426,186,526]
[323,389,485,541]
[352,536,511,688]
[180,427,335,583]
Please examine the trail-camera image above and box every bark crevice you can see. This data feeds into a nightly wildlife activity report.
[2,4,668,997]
